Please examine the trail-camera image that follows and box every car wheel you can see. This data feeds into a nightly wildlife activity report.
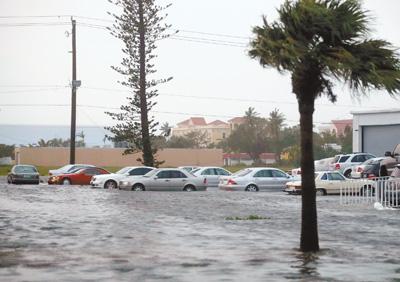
[183,185,196,192]
[62,178,71,185]
[245,184,258,192]
[316,188,326,196]
[132,184,145,191]
[344,170,351,178]
[104,180,117,189]
[360,185,375,196]
[7,176,12,184]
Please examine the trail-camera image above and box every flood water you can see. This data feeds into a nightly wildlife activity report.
[0,183,399,281]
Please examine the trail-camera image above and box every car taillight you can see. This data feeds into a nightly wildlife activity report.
[227,179,237,185]
[335,163,341,170]
[357,167,363,173]
[367,174,376,179]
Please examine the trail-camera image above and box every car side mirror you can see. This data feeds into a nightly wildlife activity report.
[384,151,393,157]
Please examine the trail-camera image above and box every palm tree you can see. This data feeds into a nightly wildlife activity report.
[160,122,172,137]
[267,109,286,161]
[249,0,400,252]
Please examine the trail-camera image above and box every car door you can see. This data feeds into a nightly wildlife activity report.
[78,168,98,185]
[150,170,171,191]
[201,168,219,187]
[169,170,189,191]
[327,172,346,194]
[271,169,291,190]
[316,173,329,192]
[253,169,274,190]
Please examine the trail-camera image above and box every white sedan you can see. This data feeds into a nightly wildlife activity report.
[119,168,207,191]
[284,171,375,195]
[90,166,154,189]
[219,167,293,192]
[191,167,232,187]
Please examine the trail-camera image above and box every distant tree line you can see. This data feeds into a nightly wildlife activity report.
[155,107,352,166]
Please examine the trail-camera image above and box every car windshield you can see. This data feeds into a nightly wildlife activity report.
[116,167,131,174]
[235,169,252,177]
[15,166,37,173]
[69,168,84,174]
[143,169,158,177]
[57,164,73,171]
[191,168,201,174]
[339,155,350,163]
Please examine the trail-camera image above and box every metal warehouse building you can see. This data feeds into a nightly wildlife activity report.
[352,109,400,156]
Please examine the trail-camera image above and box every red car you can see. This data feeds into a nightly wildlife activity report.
[48,167,109,185]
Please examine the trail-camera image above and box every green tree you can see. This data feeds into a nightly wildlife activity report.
[250,0,400,252]
[160,122,172,137]
[106,0,172,167]
[226,107,269,164]
[0,144,15,159]
[166,130,208,149]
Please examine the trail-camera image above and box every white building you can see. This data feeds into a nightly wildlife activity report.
[351,109,400,156]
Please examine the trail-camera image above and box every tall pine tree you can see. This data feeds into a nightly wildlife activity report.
[106,0,172,167]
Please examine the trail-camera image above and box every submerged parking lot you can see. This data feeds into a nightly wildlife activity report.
[0,181,399,282]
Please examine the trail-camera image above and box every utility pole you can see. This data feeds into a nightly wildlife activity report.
[69,17,78,164]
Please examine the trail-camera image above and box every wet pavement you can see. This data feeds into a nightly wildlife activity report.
[0,181,399,282]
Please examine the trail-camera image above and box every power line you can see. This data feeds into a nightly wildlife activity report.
[0,103,355,125]
[0,87,68,94]
[79,86,386,110]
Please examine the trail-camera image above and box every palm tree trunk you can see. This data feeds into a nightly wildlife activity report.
[298,98,319,252]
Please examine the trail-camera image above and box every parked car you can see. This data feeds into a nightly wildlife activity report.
[284,171,375,195]
[330,153,375,178]
[49,164,94,176]
[191,166,232,187]
[292,157,336,176]
[7,165,40,185]
[350,157,388,179]
[48,167,109,185]
[218,167,292,192]
[382,144,400,176]
[90,166,155,189]
[119,168,207,191]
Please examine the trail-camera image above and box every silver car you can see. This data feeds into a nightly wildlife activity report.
[191,166,232,187]
[119,168,207,191]
[90,166,155,189]
[219,167,292,192]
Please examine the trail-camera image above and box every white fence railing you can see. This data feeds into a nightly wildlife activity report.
[340,177,400,208]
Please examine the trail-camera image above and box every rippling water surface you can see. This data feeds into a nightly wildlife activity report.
[0,183,399,281]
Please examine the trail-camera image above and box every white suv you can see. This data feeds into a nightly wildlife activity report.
[330,153,375,178]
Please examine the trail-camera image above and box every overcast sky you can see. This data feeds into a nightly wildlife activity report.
[0,0,399,129]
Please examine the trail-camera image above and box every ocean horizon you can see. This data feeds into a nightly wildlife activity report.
[0,124,113,147]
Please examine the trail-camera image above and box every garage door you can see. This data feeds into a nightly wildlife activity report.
[362,124,400,156]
